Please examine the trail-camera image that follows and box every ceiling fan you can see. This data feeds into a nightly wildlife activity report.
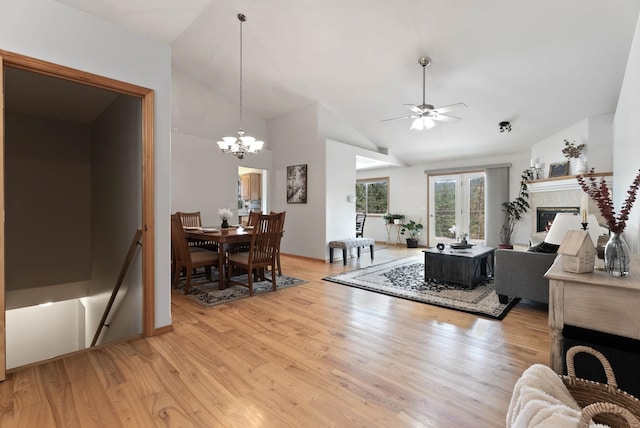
[382,57,467,130]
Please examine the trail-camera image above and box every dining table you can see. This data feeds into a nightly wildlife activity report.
[185,226,254,289]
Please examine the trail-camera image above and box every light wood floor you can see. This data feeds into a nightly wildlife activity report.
[0,246,550,427]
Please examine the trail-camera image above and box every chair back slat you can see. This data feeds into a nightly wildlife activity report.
[177,211,202,228]
[171,214,191,264]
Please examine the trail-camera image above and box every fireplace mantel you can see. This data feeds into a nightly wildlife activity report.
[527,172,613,193]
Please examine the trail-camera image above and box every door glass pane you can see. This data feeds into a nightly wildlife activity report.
[468,176,485,240]
[434,179,456,239]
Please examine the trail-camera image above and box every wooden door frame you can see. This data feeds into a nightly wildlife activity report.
[0,50,156,380]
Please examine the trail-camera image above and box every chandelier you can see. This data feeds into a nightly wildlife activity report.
[217,13,264,159]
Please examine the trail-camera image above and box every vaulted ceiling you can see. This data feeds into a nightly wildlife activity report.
[55,0,640,166]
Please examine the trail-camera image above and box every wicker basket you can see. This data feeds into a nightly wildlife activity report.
[562,346,640,428]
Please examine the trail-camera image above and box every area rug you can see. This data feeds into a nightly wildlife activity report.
[323,256,517,319]
[175,273,307,308]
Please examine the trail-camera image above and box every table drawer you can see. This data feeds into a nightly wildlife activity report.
[563,283,640,340]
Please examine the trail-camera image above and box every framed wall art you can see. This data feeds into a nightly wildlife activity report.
[548,161,570,178]
[286,164,307,203]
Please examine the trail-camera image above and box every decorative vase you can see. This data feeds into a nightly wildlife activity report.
[604,232,630,277]
[571,156,587,175]
[221,219,229,229]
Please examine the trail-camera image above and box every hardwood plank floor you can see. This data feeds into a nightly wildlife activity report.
[0,246,550,427]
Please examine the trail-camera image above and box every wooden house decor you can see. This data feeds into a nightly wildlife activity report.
[557,230,596,273]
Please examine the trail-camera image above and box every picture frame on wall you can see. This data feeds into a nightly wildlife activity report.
[549,161,570,178]
[286,164,307,203]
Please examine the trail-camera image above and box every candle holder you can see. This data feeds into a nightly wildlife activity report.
[526,167,542,180]
[581,222,588,231]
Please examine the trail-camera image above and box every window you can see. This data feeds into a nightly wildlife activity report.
[356,177,389,215]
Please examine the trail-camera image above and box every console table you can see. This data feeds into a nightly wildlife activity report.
[545,255,640,373]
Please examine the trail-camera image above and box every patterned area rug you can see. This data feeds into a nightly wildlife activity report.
[323,256,517,319]
[174,273,307,308]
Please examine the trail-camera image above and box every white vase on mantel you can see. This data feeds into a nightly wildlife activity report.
[571,156,587,175]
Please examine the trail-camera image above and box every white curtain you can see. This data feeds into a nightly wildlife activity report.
[484,166,510,248]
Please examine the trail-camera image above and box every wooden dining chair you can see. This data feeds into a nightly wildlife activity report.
[270,210,286,275]
[356,212,366,238]
[176,210,218,251]
[171,214,220,294]
[247,210,261,227]
[228,210,262,256]
[171,213,204,281]
[226,212,284,295]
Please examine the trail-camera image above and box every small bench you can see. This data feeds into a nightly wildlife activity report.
[329,238,375,265]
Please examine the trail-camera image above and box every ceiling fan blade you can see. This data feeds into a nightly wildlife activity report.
[382,58,466,129]
[431,113,462,123]
[380,115,415,122]
[403,104,423,114]
[433,102,467,114]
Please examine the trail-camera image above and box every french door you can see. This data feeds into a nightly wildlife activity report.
[428,172,485,246]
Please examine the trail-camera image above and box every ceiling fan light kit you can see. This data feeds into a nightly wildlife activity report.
[410,117,436,130]
[217,13,264,159]
[382,56,466,130]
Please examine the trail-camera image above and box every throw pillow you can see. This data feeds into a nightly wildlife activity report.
[528,241,560,253]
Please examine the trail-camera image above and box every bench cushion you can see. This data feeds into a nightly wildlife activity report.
[329,238,374,249]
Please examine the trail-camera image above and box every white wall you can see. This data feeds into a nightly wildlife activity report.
[4,113,92,291]
[6,300,85,369]
[170,68,272,224]
[268,103,325,259]
[614,11,640,254]
[358,153,532,247]
[171,132,273,225]
[88,95,142,345]
[531,115,613,177]
[325,140,357,261]
[171,68,267,144]
[0,0,172,329]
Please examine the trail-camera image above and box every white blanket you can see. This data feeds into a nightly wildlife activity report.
[507,364,608,428]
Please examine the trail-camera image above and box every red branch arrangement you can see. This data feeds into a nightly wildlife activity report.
[577,168,640,233]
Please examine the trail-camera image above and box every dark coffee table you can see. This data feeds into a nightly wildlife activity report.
[423,246,495,288]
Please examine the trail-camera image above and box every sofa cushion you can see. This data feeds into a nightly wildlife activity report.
[494,249,557,304]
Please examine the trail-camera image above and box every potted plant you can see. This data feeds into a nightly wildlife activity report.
[401,219,424,248]
[458,232,468,245]
[499,172,530,249]
[383,213,405,224]
[562,139,587,174]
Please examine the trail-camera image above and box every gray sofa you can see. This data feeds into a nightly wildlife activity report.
[494,249,557,304]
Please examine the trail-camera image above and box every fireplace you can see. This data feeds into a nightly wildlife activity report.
[536,207,579,232]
